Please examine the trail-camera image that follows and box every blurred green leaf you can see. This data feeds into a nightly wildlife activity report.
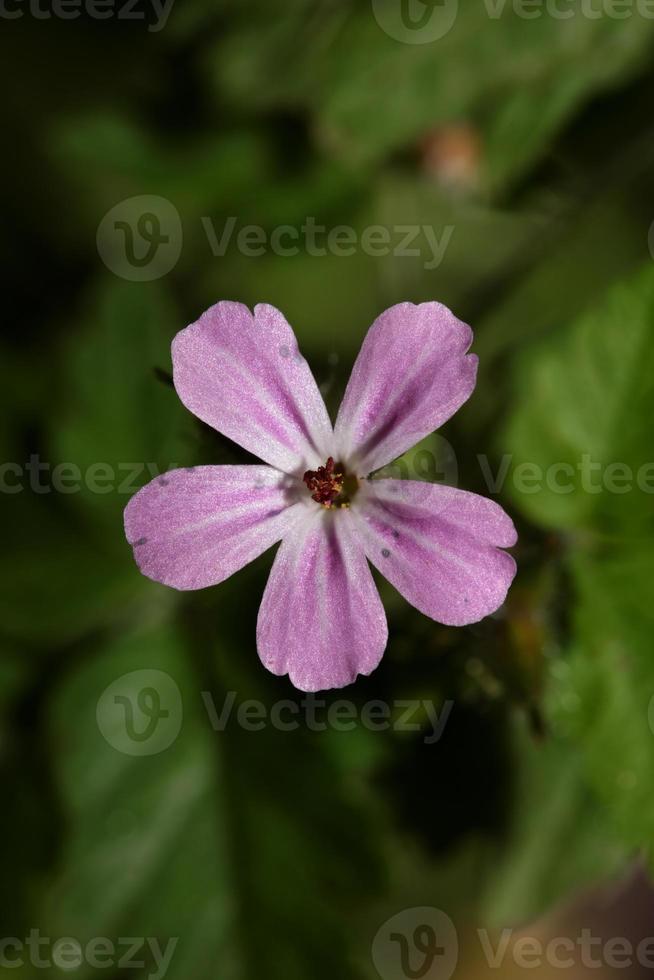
[42,610,383,980]
[0,494,167,647]
[44,623,237,979]
[482,715,628,926]
[208,0,654,191]
[548,547,654,861]
[500,263,654,866]
[502,264,654,531]
[50,115,271,238]
[53,278,195,528]
[481,16,654,191]
[474,194,651,367]
[365,176,541,309]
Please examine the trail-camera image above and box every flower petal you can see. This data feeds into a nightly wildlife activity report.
[124,465,304,590]
[334,302,477,473]
[351,479,517,626]
[172,302,334,474]
[256,509,388,692]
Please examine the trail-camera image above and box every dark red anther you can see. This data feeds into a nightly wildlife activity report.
[303,457,344,508]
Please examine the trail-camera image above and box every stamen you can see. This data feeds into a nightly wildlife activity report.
[303,457,344,508]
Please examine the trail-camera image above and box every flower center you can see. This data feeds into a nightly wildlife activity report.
[303,457,359,509]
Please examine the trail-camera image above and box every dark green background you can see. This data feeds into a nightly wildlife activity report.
[3,0,654,977]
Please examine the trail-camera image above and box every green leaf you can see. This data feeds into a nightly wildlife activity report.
[0,494,167,647]
[482,715,628,926]
[52,278,195,528]
[474,193,651,369]
[549,546,654,860]
[50,115,270,241]
[208,0,654,191]
[502,264,654,531]
[481,14,654,191]
[41,610,382,980]
[43,623,235,978]
[502,263,654,863]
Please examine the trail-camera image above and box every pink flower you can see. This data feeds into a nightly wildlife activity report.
[125,301,517,692]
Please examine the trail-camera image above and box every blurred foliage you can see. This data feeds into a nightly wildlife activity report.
[3,0,654,977]
[504,265,654,532]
